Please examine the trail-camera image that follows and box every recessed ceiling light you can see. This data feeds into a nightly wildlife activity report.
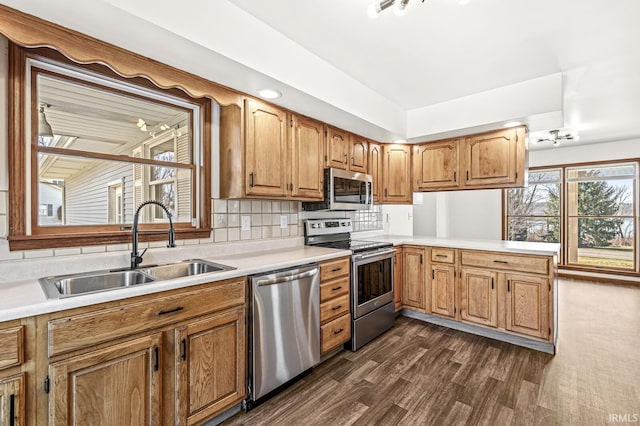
[459,0,471,4]
[503,121,523,128]
[258,89,282,99]
[393,139,407,144]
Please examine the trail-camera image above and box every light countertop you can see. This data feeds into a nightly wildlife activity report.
[0,245,350,322]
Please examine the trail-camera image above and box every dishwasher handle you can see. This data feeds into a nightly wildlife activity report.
[256,268,319,286]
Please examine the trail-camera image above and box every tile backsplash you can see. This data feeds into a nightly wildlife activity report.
[0,192,384,261]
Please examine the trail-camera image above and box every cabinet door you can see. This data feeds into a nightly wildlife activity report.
[245,99,288,197]
[382,144,412,204]
[505,273,549,339]
[413,140,459,191]
[394,248,403,311]
[463,127,521,187]
[175,306,246,425]
[403,247,426,310]
[326,127,349,169]
[291,115,324,200]
[49,333,162,426]
[368,142,383,202]
[0,373,24,426]
[349,135,368,173]
[431,264,456,318]
[460,268,497,327]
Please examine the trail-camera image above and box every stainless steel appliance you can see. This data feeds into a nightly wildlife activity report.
[248,264,320,404]
[304,218,395,351]
[302,168,373,211]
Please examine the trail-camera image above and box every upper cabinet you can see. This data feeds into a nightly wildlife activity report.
[368,142,383,202]
[412,126,527,192]
[349,135,368,173]
[413,139,459,191]
[326,127,350,170]
[325,127,369,173]
[463,127,525,188]
[382,144,412,204]
[220,99,324,200]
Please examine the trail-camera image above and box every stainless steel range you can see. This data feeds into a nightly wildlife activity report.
[305,218,395,350]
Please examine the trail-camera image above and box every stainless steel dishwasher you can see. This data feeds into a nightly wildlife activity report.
[248,263,320,404]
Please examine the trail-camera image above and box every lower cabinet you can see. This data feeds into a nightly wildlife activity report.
[393,248,403,311]
[175,306,246,425]
[402,247,427,310]
[460,267,497,327]
[48,333,163,425]
[0,373,24,426]
[319,258,352,354]
[505,273,549,339]
[431,264,456,318]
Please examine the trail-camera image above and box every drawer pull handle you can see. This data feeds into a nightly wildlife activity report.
[181,338,187,361]
[332,305,343,311]
[331,267,342,272]
[9,394,15,426]
[436,254,448,258]
[153,346,159,371]
[333,328,344,335]
[493,260,509,264]
[331,286,343,291]
[158,306,184,316]
[508,280,511,292]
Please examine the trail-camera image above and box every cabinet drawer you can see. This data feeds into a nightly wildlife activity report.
[0,326,23,370]
[48,278,246,357]
[431,247,456,264]
[321,314,351,353]
[320,258,350,282]
[320,294,350,324]
[320,276,350,301]
[461,251,549,275]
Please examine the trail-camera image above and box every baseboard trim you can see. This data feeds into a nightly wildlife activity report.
[399,309,556,355]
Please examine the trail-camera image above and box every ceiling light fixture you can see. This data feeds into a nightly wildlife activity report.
[532,129,579,147]
[258,89,282,100]
[503,121,523,128]
[368,0,467,18]
[394,0,410,16]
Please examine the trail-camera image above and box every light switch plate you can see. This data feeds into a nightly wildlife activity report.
[280,215,288,229]
[241,215,251,231]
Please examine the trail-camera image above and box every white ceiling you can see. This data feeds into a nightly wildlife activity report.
[2,0,640,150]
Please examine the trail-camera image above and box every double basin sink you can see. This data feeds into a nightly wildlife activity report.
[39,259,236,299]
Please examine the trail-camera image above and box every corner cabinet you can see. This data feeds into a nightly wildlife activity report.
[411,126,527,192]
[220,99,324,200]
[402,246,427,310]
[382,144,412,204]
[393,247,403,311]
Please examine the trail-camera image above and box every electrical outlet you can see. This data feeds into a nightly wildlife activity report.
[241,215,251,231]
[280,215,288,229]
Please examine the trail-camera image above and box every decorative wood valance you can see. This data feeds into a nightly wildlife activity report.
[0,4,242,107]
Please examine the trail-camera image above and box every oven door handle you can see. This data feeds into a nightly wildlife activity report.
[352,249,395,261]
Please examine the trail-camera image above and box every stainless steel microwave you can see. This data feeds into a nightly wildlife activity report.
[302,168,373,211]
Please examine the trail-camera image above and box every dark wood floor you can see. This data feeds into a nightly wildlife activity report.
[223,279,640,425]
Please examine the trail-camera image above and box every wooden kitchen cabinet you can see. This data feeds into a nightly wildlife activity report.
[460,267,497,328]
[175,306,246,425]
[39,277,247,425]
[505,273,549,339]
[48,332,163,425]
[402,246,427,310]
[462,126,526,188]
[413,139,460,191]
[319,257,351,353]
[430,247,457,319]
[349,135,368,173]
[393,247,403,311]
[0,373,24,426]
[382,144,412,204]
[326,127,350,170]
[220,99,324,200]
[368,142,383,202]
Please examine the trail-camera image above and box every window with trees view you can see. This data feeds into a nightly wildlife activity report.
[505,162,638,273]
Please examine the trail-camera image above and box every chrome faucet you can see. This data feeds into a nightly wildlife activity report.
[131,200,176,269]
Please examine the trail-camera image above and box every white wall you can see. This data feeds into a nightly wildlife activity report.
[412,193,437,236]
[529,139,640,167]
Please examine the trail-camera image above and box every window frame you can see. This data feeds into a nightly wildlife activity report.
[503,159,640,277]
[8,44,212,250]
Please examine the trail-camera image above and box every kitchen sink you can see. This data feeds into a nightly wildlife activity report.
[39,270,156,299]
[39,259,236,299]
[141,259,236,280]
